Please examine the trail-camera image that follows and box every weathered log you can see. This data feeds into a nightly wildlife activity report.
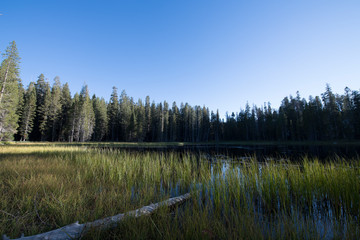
[3,192,191,240]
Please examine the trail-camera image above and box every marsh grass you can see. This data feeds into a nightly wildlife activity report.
[0,145,210,238]
[1,143,359,239]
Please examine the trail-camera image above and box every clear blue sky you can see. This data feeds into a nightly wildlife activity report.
[1,0,360,118]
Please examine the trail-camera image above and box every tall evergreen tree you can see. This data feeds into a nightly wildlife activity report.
[157,102,164,142]
[163,101,169,142]
[38,83,51,141]
[169,102,179,141]
[128,105,137,141]
[0,41,21,141]
[92,95,108,141]
[215,110,221,142]
[144,96,152,141]
[150,101,157,141]
[78,85,95,142]
[201,107,210,142]
[136,98,146,142]
[14,82,25,141]
[48,77,62,141]
[58,83,72,141]
[119,90,131,141]
[107,86,120,141]
[30,74,47,140]
[19,82,37,141]
[69,93,81,142]
[352,90,360,138]
[322,84,341,139]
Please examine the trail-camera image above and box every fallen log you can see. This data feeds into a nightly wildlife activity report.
[3,192,191,240]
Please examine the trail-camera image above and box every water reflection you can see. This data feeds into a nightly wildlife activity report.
[147,155,359,239]
[113,144,359,239]
[98,143,360,161]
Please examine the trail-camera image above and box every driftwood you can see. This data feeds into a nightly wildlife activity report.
[3,193,191,240]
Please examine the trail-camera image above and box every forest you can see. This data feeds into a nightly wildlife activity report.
[1,41,360,143]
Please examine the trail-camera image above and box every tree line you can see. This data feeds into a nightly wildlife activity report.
[1,41,360,142]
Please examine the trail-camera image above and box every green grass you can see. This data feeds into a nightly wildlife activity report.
[1,143,359,239]
[0,145,210,238]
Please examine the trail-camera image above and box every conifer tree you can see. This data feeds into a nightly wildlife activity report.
[136,98,146,141]
[31,74,47,140]
[38,83,51,141]
[352,90,360,138]
[58,83,72,141]
[48,77,62,141]
[108,86,120,141]
[14,82,25,141]
[19,82,37,141]
[215,110,220,142]
[169,102,179,141]
[120,90,131,141]
[157,102,164,141]
[201,106,210,141]
[195,106,202,142]
[144,96,151,141]
[0,41,21,141]
[129,107,137,141]
[78,85,95,142]
[163,101,169,142]
[92,95,108,141]
[69,93,81,142]
[150,101,157,141]
[322,84,341,139]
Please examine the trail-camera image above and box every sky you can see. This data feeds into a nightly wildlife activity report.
[1,0,360,118]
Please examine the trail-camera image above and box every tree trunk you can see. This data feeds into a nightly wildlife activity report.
[3,192,192,240]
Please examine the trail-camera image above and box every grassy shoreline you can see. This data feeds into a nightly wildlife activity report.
[1,144,359,239]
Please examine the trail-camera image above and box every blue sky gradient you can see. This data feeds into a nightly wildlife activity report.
[1,0,360,117]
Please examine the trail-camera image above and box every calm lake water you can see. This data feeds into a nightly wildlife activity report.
[100,143,360,161]
[120,143,359,239]
[96,143,360,239]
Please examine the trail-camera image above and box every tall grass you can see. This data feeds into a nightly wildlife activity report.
[0,145,210,238]
[1,143,359,239]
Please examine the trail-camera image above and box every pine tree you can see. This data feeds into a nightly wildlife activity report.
[107,87,120,141]
[92,95,108,141]
[144,96,151,141]
[0,41,21,141]
[201,106,210,142]
[48,77,62,141]
[322,84,341,139]
[19,82,37,141]
[58,83,72,141]
[157,102,164,142]
[31,74,47,140]
[136,98,146,142]
[163,101,169,142]
[150,101,157,141]
[169,102,179,141]
[195,106,202,142]
[352,90,360,138]
[119,90,131,141]
[128,106,137,141]
[68,93,80,142]
[14,82,25,141]
[215,110,220,142]
[78,85,95,142]
[181,103,190,142]
[38,83,51,141]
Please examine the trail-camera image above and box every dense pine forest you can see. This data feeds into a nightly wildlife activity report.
[1,41,360,143]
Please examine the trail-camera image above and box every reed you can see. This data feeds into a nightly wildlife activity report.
[1,143,359,239]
